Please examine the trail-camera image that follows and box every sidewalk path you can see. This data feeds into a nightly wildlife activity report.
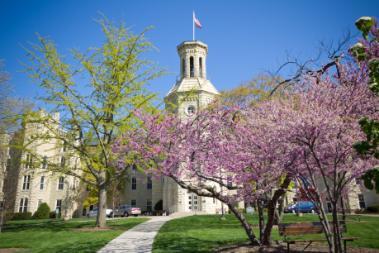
[98,213,192,253]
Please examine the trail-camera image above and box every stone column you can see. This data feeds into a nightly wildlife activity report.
[185,55,190,78]
[194,55,200,78]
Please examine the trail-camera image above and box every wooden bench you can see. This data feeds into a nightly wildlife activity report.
[278,222,357,252]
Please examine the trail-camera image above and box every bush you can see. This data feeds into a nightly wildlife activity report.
[366,206,379,213]
[11,212,32,220]
[3,212,15,221]
[49,211,57,219]
[33,203,50,219]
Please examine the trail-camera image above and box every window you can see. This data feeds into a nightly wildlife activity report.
[227,176,233,188]
[26,154,33,169]
[58,176,64,190]
[327,202,332,212]
[147,200,152,211]
[63,141,67,152]
[132,164,137,174]
[131,177,136,190]
[358,194,366,209]
[40,176,45,190]
[6,158,11,170]
[131,199,136,207]
[147,175,152,190]
[42,156,48,169]
[190,56,194,77]
[19,198,28,213]
[60,157,66,167]
[187,105,196,116]
[22,175,31,190]
[199,57,203,78]
[56,199,62,213]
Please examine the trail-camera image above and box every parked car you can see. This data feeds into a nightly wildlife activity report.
[284,201,316,213]
[87,207,113,218]
[114,204,141,217]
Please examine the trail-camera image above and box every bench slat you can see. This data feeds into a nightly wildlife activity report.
[279,222,346,236]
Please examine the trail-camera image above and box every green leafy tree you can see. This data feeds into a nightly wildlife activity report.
[220,74,285,107]
[23,18,162,227]
[351,16,379,193]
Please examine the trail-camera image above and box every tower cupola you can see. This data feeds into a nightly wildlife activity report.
[178,41,208,79]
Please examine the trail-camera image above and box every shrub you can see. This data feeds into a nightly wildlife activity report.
[4,212,15,221]
[366,206,379,213]
[33,203,50,219]
[49,211,56,219]
[11,212,32,220]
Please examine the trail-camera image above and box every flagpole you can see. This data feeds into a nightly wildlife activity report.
[192,11,195,41]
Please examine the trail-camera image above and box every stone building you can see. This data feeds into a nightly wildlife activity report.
[123,40,226,214]
[3,112,83,218]
[0,133,10,206]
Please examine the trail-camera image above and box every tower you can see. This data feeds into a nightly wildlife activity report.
[163,41,222,214]
[165,41,219,118]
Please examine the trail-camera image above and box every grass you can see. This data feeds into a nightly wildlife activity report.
[0,217,149,253]
[153,214,379,253]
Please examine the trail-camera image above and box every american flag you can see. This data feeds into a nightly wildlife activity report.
[193,12,202,29]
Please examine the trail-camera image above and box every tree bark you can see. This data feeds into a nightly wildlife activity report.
[332,202,343,253]
[262,175,291,245]
[256,199,265,242]
[228,203,260,246]
[96,181,107,228]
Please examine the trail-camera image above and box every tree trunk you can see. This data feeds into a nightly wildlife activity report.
[340,196,346,225]
[96,182,107,228]
[262,175,291,245]
[228,203,260,246]
[0,199,5,233]
[276,196,285,223]
[256,199,265,242]
[332,202,343,253]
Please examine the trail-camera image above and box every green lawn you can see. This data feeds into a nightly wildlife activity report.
[153,214,379,253]
[0,217,149,253]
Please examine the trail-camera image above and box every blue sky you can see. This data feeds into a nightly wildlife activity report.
[1,0,378,104]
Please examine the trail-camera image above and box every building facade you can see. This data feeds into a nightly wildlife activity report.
[3,112,83,219]
[123,40,225,214]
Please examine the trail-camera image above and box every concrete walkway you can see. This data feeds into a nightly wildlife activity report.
[98,213,192,253]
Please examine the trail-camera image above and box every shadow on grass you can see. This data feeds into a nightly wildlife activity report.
[3,218,148,232]
[154,235,229,253]
[43,240,111,253]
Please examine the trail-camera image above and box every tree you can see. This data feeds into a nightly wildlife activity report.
[222,74,295,245]
[220,74,285,107]
[351,17,379,194]
[23,18,162,227]
[114,101,295,245]
[279,65,377,253]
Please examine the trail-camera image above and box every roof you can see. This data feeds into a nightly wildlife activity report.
[166,77,219,97]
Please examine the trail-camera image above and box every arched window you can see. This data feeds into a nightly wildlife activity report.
[199,57,203,78]
[182,58,185,77]
[190,56,194,77]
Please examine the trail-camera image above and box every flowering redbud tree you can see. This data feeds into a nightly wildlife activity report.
[113,106,292,245]
[280,64,378,253]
